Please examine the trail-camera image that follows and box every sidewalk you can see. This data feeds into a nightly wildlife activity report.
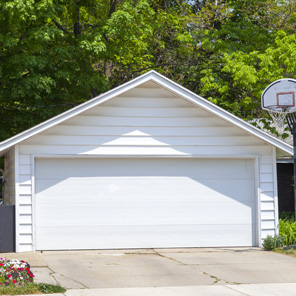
[19,283,296,296]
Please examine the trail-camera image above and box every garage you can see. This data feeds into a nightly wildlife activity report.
[0,70,292,252]
[35,157,256,250]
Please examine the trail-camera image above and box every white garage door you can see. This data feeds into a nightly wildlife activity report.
[35,158,256,250]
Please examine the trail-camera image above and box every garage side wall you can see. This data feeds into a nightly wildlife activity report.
[15,84,277,251]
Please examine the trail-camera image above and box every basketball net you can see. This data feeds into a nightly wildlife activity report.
[267,109,288,134]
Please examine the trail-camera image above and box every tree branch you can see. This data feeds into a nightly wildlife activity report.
[52,19,70,34]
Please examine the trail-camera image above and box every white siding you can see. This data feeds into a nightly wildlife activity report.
[16,82,277,251]
[4,148,15,205]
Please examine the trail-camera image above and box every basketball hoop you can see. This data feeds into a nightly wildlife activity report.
[261,79,296,134]
[267,107,292,134]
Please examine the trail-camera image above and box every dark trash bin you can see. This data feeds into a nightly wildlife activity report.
[0,205,15,252]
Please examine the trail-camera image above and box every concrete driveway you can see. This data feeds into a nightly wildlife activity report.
[3,247,296,290]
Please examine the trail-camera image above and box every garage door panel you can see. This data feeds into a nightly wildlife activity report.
[35,158,254,179]
[36,201,254,226]
[35,158,256,250]
[36,224,254,250]
[36,178,254,204]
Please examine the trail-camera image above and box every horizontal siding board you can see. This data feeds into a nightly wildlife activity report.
[83,106,208,117]
[19,224,33,234]
[261,220,275,229]
[19,214,32,224]
[19,205,32,215]
[25,135,262,146]
[261,183,274,192]
[19,245,33,252]
[260,155,273,165]
[117,88,181,98]
[260,173,273,182]
[19,185,31,195]
[260,164,273,173]
[19,234,32,244]
[19,195,32,205]
[19,164,31,174]
[261,229,275,238]
[19,155,31,165]
[104,97,190,107]
[44,126,246,137]
[19,144,271,155]
[260,192,274,202]
[261,201,274,211]
[19,175,31,185]
[64,116,225,127]
[261,211,275,220]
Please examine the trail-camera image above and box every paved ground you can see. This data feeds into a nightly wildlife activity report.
[2,248,296,295]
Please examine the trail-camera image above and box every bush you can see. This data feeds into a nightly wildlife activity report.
[279,218,296,246]
[279,211,295,221]
[263,234,285,251]
[38,283,66,294]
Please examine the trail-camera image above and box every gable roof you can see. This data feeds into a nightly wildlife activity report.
[0,70,293,156]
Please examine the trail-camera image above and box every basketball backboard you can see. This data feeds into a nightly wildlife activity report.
[261,78,296,112]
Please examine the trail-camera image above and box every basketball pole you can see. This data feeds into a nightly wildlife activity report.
[294,124,296,222]
[286,113,296,221]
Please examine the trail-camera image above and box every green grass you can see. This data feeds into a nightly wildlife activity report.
[274,248,296,258]
[0,282,66,295]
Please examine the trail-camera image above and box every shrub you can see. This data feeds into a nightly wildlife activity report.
[279,211,295,221]
[38,283,66,294]
[263,234,285,251]
[279,218,296,246]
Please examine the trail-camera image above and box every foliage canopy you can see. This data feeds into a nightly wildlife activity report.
[1,0,296,140]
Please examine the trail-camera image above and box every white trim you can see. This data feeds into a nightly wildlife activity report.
[14,146,20,252]
[255,157,261,246]
[31,154,36,251]
[32,154,260,159]
[32,154,260,247]
[0,71,293,156]
[273,147,279,235]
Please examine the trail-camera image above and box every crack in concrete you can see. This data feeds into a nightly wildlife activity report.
[202,272,223,284]
[53,272,89,289]
[43,265,88,289]
[152,249,191,266]
[202,271,243,286]
[150,249,246,287]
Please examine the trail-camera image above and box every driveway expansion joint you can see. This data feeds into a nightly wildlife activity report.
[226,285,251,295]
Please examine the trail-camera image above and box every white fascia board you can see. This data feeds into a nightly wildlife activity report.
[148,72,293,156]
[0,71,156,156]
[0,70,293,156]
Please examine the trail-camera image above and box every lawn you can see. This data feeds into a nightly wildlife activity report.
[274,247,296,258]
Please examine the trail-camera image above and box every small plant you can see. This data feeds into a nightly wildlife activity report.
[38,283,66,294]
[263,234,285,251]
[279,218,296,246]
